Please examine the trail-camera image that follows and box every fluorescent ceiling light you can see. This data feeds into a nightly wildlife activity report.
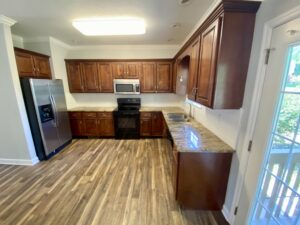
[72,17,146,36]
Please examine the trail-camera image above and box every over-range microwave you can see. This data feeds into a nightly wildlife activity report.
[113,79,140,95]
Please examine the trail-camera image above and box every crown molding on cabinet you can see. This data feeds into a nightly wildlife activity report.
[0,15,16,26]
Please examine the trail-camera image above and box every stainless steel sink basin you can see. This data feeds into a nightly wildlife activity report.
[167,113,189,122]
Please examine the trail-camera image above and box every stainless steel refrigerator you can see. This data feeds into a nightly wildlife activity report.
[20,78,72,160]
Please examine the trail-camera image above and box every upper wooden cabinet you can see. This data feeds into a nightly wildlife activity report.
[112,62,141,79]
[14,48,52,79]
[175,1,261,109]
[141,62,156,93]
[66,60,173,93]
[157,62,172,93]
[98,63,114,93]
[140,61,173,93]
[66,62,84,93]
[196,18,221,106]
[81,62,99,92]
[187,38,200,101]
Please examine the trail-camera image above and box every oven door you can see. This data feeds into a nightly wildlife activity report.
[114,112,140,139]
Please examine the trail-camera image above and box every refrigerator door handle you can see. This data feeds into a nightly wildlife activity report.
[49,94,58,127]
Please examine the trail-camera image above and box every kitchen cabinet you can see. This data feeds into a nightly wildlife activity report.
[69,111,114,137]
[112,62,141,79]
[174,1,260,109]
[140,112,152,136]
[14,48,52,79]
[82,112,98,136]
[187,38,200,101]
[97,112,114,137]
[156,62,172,93]
[151,112,164,136]
[98,63,114,93]
[81,62,99,93]
[172,146,232,210]
[66,60,172,93]
[140,112,164,137]
[69,112,84,136]
[140,62,156,93]
[125,62,141,78]
[140,61,173,93]
[196,18,220,106]
[66,62,84,93]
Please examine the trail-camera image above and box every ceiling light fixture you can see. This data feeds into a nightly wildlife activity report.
[72,17,146,36]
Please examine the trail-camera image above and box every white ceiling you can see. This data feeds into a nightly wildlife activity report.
[0,0,213,45]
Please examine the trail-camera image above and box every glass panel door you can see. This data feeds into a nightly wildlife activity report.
[250,45,300,225]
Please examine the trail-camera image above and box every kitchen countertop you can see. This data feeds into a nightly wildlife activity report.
[161,108,234,154]
[68,107,116,112]
[68,106,234,153]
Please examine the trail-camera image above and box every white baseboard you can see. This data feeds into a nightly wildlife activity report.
[0,157,39,166]
[222,205,233,225]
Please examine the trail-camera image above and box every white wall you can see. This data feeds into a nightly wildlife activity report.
[67,45,180,59]
[182,100,242,148]
[0,20,38,165]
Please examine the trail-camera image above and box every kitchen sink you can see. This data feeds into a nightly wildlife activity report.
[167,113,189,122]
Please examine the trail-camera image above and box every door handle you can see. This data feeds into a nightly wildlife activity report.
[50,95,59,127]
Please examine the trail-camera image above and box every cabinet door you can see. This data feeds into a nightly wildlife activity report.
[140,118,152,136]
[141,62,156,93]
[187,38,200,101]
[66,62,84,93]
[15,51,35,77]
[70,119,84,136]
[125,62,141,78]
[151,112,163,136]
[84,119,98,136]
[196,18,220,107]
[97,117,114,137]
[33,56,52,79]
[112,63,125,78]
[81,62,99,92]
[98,63,114,93]
[156,62,172,93]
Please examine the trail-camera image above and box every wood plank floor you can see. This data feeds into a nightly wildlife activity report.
[0,139,223,225]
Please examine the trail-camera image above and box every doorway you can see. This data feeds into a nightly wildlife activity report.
[237,18,300,225]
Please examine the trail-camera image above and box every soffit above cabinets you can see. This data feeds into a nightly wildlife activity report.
[0,0,212,45]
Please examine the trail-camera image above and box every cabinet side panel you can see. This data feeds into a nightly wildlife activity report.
[214,12,256,109]
[177,152,232,210]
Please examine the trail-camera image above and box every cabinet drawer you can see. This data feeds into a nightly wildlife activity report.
[97,112,113,118]
[82,112,97,118]
[140,112,152,118]
[69,112,82,119]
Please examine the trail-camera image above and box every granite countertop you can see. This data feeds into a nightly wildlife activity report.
[68,107,116,112]
[161,108,234,153]
[140,107,182,112]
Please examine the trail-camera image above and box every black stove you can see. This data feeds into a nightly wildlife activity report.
[113,98,141,139]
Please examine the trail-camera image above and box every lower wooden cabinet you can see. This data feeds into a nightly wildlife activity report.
[172,146,233,210]
[140,112,164,137]
[69,111,114,137]
[70,119,84,136]
[97,112,114,137]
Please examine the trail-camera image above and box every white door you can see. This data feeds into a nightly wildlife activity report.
[235,19,300,224]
